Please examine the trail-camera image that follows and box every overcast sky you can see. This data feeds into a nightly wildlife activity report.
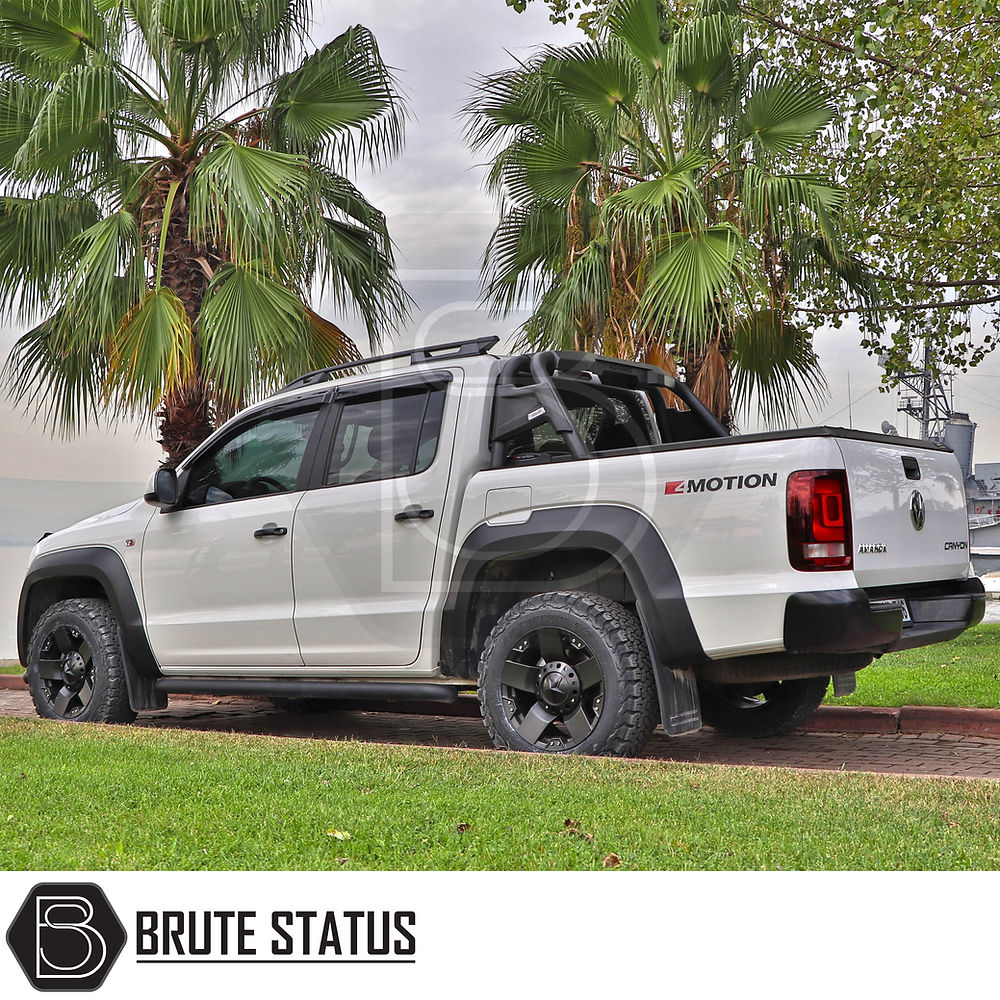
[2,0,999,653]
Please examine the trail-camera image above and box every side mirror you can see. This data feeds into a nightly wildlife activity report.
[144,467,179,510]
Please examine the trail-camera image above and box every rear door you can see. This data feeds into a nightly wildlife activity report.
[837,437,971,587]
[291,371,458,666]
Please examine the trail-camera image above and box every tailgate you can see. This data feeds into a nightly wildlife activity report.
[837,437,970,587]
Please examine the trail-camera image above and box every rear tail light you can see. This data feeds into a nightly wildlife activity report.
[787,469,853,571]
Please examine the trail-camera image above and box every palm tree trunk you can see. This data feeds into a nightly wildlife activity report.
[146,170,220,465]
[157,382,214,466]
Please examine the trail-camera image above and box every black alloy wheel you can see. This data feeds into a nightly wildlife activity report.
[27,598,136,724]
[478,591,658,757]
[35,623,97,719]
[499,624,604,750]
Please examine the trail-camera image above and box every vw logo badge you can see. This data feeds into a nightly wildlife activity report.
[910,490,926,531]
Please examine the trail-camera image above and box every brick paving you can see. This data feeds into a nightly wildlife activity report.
[4,688,1000,779]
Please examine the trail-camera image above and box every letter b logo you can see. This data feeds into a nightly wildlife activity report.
[8,883,126,991]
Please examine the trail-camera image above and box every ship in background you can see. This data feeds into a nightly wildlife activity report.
[880,344,1000,575]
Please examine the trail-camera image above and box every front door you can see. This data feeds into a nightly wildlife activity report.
[141,400,325,670]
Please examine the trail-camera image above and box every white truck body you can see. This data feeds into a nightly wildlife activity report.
[17,341,984,753]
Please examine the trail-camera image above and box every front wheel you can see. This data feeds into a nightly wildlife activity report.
[478,592,658,757]
[698,676,829,738]
[26,598,136,724]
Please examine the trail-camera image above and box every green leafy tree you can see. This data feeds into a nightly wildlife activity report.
[469,0,869,426]
[744,0,1000,383]
[506,0,1000,384]
[0,0,410,463]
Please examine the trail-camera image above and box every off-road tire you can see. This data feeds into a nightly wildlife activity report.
[478,591,658,757]
[698,675,830,738]
[27,598,136,724]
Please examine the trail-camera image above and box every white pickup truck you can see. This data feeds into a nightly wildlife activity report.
[16,337,985,756]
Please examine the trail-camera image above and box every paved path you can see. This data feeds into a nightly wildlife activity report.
[4,689,1000,780]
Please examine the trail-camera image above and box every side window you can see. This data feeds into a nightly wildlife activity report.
[184,405,321,506]
[327,385,446,487]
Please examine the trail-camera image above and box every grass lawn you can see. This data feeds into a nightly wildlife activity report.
[0,661,21,675]
[826,622,1000,709]
[1,717,998,870]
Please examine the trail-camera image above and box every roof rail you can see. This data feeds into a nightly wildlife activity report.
[275,336,502,395]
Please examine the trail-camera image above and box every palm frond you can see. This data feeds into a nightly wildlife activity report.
[549,41,640,130]
[316,216,411,351]
[268,25,406,170]
[461,61,575,155]
[742,164,845,247]
[637,223,757,351]
[198,260,310,406]
[481,201,567,317]
[106,284,194,415]
[674,10,736,101]
[523,237,612,351]
[605,0,667,76]
[0,193,99,319]
[10,62,127,181]
[1,311,106,433]
[303,306,361,370]
[602,151,708,242]
[155,0,244,50]
[498,120,600,206]
[190,137,312,262]
[0,0,106,65]
[59,209,144,344]
[729,308,828,427]
[739,70,835,157]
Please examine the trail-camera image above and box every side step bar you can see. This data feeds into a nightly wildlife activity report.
[153,678,460,703]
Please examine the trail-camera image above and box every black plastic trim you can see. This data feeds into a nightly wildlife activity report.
[596,425,952,461]
[153,678,458,703]
[18,547,161,678]
[332,369,452,402]
[443,505,706,732]
[784,578,985,655]
[784,590,902,654]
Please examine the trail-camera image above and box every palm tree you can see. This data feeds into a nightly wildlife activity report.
[464,0,871,427]
[0,0,410,463]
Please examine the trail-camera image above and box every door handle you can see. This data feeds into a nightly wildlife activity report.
[254,523,288,538]
[394,508,435,522]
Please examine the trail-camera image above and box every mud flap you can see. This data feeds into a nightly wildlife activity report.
[121,641,167,712]
[653,664,702,735]
[831,672,857,697]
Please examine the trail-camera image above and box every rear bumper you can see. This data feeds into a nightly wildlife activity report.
[784,578,986,656]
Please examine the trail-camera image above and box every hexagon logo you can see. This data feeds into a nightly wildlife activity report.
[7,882,127,991]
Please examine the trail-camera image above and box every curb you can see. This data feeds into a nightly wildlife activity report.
[2,673,999,739]
[803,706,900,735]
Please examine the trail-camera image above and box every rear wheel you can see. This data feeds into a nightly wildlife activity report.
[698,676,829,738]
[478,591,657,757]
[27,598,136,724]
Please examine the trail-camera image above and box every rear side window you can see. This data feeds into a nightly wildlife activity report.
[326,384,446,487]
